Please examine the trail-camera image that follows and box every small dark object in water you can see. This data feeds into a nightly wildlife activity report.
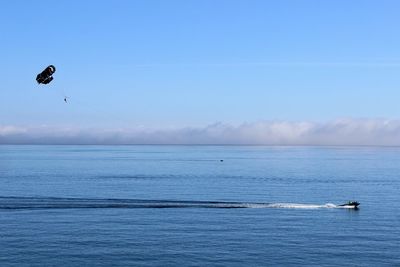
[339,201,360,208]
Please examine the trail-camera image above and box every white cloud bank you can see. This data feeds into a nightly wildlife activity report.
[1,118,400,146]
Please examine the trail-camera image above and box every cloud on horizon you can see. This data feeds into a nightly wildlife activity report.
[1,118,400,146]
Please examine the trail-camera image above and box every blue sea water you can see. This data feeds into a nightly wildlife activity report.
[0,145,399,266]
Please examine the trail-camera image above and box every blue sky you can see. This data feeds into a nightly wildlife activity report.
[1,1,400,144]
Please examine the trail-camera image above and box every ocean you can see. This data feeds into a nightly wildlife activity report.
[0,145,399,266]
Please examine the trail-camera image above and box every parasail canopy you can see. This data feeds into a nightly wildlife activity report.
[36,65,56,84]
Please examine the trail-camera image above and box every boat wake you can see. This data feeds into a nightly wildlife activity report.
[0,197,357,211]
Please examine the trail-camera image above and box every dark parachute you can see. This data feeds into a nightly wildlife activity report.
[36,65,56,84]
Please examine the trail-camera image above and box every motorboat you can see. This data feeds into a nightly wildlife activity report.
[338,201,360,209]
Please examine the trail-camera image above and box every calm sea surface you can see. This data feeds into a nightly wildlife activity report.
[0,145,399,266]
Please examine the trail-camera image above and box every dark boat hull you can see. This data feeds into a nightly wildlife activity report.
[338,201,360,208]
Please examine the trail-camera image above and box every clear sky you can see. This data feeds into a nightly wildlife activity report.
[1,0,400,144]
